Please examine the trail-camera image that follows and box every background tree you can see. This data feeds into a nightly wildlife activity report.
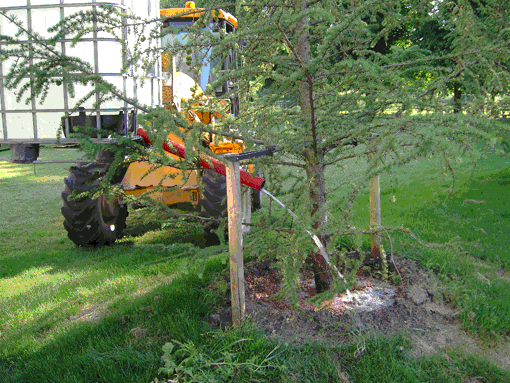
[412,0,510,115]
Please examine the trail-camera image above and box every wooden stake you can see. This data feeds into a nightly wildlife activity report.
[369,172,381,258]
[226,160,245,326]
[242,187,252,234]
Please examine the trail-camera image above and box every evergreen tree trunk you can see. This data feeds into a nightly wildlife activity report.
[305,156,331,293]
[295,0,331,292]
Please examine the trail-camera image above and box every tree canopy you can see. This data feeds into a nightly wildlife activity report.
[181,0,510,293]
[1,0,509,298]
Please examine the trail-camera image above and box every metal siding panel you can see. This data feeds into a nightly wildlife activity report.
[0,13,7,140]
[0,0,156,142]
[61,0,70,138]
[27,1,37,139]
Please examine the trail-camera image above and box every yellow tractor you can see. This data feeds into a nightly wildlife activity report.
[61,2,260,247]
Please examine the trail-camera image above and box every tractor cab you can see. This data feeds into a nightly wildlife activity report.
[160,2,239,117]
[118,2,242,217]
[55,1,258,248]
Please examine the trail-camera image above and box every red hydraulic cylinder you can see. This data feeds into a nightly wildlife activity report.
[136,128,265,191]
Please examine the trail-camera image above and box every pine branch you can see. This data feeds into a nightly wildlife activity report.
[271,160,306,168]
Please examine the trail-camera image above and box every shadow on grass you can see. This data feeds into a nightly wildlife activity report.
[1,259,225,383]
[0,211,211,279]
[123,221,208,248]
[380,166,510,267]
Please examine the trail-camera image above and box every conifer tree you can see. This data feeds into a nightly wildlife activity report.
[1,0,509,298]
[184,0,510,293]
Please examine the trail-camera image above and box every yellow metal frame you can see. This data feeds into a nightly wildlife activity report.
[121,128,202,209]
[120,3,243,210]
[124,186,200,208]
[160,6,237,28]
[209,141,244,154]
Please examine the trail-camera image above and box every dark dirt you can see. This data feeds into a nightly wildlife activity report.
[209,254,510,368]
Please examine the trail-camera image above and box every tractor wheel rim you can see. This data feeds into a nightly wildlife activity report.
[99,194,118,229]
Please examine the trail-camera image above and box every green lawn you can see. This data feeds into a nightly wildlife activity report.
[327,143,510,340]
[1,144,510,382]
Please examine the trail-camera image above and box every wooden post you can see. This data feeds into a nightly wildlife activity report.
[242,187,252,234]
[226,160,245,326]
[369,154,381,258]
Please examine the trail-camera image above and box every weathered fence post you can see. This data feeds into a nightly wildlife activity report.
[242,187,252,234]
[223,148,271,327]
[225,160,245,326]
[369,150,381,258]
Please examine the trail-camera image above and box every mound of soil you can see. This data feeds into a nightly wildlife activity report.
[208,253,510,365]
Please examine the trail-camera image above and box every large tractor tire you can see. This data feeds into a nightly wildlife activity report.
[61,155,128,247]
[200,168,228,245]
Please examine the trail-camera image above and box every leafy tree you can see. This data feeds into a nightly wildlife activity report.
[412,0,510,114]
[1,0,509,299]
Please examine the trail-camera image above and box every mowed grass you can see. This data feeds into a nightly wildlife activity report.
[329,143,510,340]
[263,141,510,340]
[0,145,510,382]
[0,147,225,381]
